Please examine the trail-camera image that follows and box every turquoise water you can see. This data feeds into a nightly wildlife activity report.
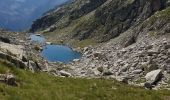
[30,34,81,63]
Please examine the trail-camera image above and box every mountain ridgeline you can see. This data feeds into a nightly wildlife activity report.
[30,0,170,46]
[0,0,69,31]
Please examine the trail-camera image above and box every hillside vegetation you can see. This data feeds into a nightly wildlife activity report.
[0,60,170,100]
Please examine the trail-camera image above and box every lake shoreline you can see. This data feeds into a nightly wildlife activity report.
[29,33,82,64]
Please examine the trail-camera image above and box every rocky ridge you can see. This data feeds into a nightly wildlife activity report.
[30,0,169,46]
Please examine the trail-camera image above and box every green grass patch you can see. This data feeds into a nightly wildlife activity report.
[0,60,170,100]
[71,39,96,48]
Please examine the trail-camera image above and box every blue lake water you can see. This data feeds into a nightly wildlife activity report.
[30,34,81,63]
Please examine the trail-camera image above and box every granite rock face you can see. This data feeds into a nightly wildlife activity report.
[30,0,169,44]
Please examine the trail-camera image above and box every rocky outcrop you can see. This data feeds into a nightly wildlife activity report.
[0,42,28,68]
[0,73,16,86]
[30,0,169,45]
[30,0,107,32]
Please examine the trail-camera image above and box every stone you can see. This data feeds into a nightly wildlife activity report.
[28,60,39,72]
[22,55,28,62]
[103,69,113,76]
[60,70,71,77]
[73,59,80,62]
[97,67,104,73]
[93,52,103,58]
[83,47,89,52]
[120,48,127,54]
[46,42,52,45]
[116,76,129,84]
[132,69,143,74]
[168,49,170,55]
[145,69,162,85]
[144,82,153,89]
[0,42,25,59]
[147,48,159,56]
[119,64,128,73]
[93,68,101,75]
[6,74,16,86]
[0,73,16,86]
[165,44,170,49]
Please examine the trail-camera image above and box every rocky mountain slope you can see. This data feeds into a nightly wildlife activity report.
[29,0,170,89]
[31,0,169,46]
[70,5,170,89]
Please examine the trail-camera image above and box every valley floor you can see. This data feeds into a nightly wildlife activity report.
[0,61,170,100]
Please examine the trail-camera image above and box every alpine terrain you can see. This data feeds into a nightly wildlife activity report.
[0,0,170,99]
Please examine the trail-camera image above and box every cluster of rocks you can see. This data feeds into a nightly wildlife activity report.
[70,37,170,89]
[0,31,48,73]
[0,29,25,45]
[0,73,16,86]
[0,41,28,68]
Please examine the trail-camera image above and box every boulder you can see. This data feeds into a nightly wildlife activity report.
[60,70,71,77]
[73,59,80,62]
[93,52,103,58]
[116,76,129,84]
[147,48,159,56]
[165,44,170,49]
[132,69,143,74]
[0,42,25,59]
[119,64,128,73]
[28,60,39,72]
[168,49,170,55]
[145,69,162,85]
[83,47,89,52]
[144,82,153,89]
[93,68,101,76]
[46,42,52,45]
[0,73,16,86]
[103,69,113,76]
[5,74,16,86]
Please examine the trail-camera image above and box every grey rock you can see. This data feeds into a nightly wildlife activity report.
[6,73,16,86]
[103,69,113,76]
[132,69,143,74]
[116,76,129,84]
[46,42,52,45]
[73,59,80,62]
[119,64,129,73]
[144,82,153,89]
[147,49,159,55]
[60,70,71,77]
[145,69,162,85]
[28,60,38,72]
[93,52,103,58]
[0,73,16,86]
[165,44,170,49]
[83,47,89,52]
